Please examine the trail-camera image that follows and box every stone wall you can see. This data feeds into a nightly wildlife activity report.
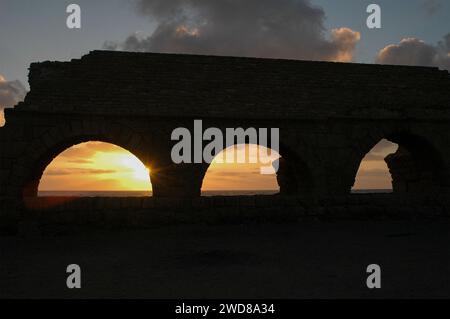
[5,194,446,233]
[1,51,450,234]
[22,51,450,120]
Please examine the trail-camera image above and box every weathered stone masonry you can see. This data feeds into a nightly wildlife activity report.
[1,51,450,233]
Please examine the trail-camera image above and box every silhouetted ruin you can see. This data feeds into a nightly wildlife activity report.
[1,51,450,233]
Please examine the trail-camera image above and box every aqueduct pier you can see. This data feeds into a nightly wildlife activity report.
[1,51,450,233]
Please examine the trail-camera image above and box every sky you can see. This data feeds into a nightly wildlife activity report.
[1,0,449,192]
[38,142,152,192]
[38,142,282,192]
[1,0,449,85]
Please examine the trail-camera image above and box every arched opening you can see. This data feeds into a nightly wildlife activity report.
[37,141,152,197]
[353,134,448,194]
[352,139,398,193]
[201,144,280,196]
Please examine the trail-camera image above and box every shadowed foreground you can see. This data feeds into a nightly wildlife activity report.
[1,220,449,299]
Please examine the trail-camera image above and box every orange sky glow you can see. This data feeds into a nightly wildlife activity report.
[38,142,281,193]
[0,111,5,127]
[37,139,398,194]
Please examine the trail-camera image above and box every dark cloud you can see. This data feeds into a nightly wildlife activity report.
[421,0,443,16]
[105,0,360,62]
[0,74,27,126]
[438,33,450,52]
[376,35,450,70]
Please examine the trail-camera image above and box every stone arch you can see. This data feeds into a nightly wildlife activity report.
[200,144,279,195]
[351,127,450,194]
[200,142,314,196]
[384,131,449,193]
[352,139,398,192]
[7,120,156,202]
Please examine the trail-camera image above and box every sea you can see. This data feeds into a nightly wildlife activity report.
[38,190,392,197]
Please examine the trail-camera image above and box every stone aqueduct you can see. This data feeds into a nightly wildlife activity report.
[1,51,450,232]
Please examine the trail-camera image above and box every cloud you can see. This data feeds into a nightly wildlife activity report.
[363,154,388,161]
[45,168,118,176]
[330,27,361,62]
[210,169,261,177]
[85,141,124,152]
[58,144,98,159]
[58,142,125,160]
[376,35,450,70]
[421,0,442,16]
[368,139,398,155]
[67,159,94,164]
[105,0,360,62]
[356,168,392,177]
[0,74,27,126]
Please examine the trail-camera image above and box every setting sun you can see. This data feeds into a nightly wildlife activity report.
[38,142,281,195]
[119,155,150,181]
[38,142,152,192]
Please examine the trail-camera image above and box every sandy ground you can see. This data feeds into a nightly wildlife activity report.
[1,220,449,299]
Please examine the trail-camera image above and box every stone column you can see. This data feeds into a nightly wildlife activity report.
[385,146,436,193]
[151,163,207,198]
[276,157,298,195]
